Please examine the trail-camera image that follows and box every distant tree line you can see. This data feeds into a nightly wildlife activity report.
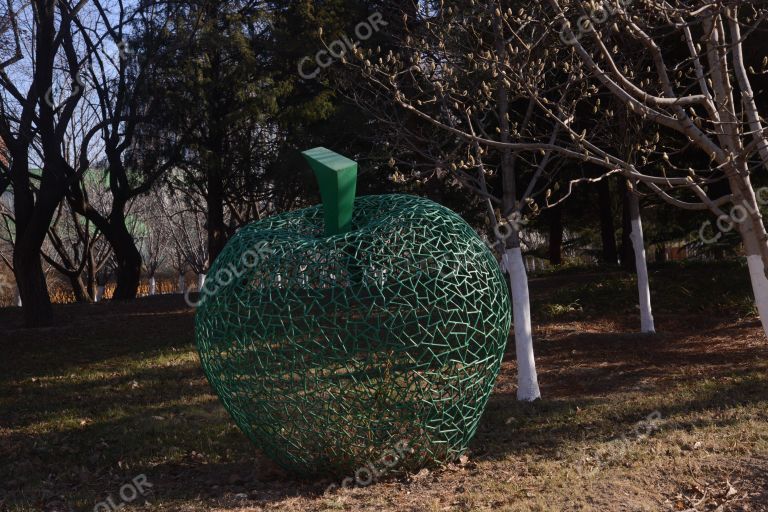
[1,0,766,341]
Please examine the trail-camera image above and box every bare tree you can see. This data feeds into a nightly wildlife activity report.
[541,0,768,336]
[0,0,107,325]
[65,0,182,301]
[0,0,23,71]
[136,191,173,296]
[42,199,111,302]
[343,3,586,400]
[348,1,768,342]
[161,187,209,292]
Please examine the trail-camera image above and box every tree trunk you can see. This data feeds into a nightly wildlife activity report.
[206,66,228,266]
[108,217,142,300]
[745,253,768,338]
[207,170,227,265]
[86,249,98,301]
[628,186,655,334]
[68,274,90,303]
[178,272,186,294]
[597,179,618,265]
[13,247,53,326]
[503,243,541,401]
[621,179,637,272]
[67,189,142,300]
[12,184,58,326]
[493,11,540,401]
[730,175,768,339]
[548,205,564,265]
[8,144,56,326]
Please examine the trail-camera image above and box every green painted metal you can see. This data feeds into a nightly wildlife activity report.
[195,153,511,477]
[302,147,358,236]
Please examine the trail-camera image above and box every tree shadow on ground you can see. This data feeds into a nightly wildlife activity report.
[2,296,767,510]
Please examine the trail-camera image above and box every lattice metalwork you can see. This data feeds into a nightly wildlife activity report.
[195,194,511,476]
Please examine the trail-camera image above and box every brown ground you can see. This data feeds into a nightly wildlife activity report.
[1,263,767,511]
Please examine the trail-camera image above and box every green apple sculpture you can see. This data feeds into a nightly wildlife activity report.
[195,148,511,476]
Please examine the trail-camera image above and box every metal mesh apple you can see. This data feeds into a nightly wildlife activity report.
[195,150,511,476]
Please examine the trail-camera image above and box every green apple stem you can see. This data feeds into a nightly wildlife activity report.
[302,147,359,236]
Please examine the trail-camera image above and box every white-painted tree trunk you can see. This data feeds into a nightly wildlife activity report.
[745,254,768,338]
[95,285,105,303]
[15,287,22,307]
[197,274,206,290]
[149,276,157,296]
[630,219,655,333]
[178,273,186,294]
[731,176,768,340]
[628,188,655,334]
[502,247,542,401]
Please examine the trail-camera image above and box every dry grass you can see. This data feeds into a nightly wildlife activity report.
[0,275,183,307]
[0,261,767,511]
